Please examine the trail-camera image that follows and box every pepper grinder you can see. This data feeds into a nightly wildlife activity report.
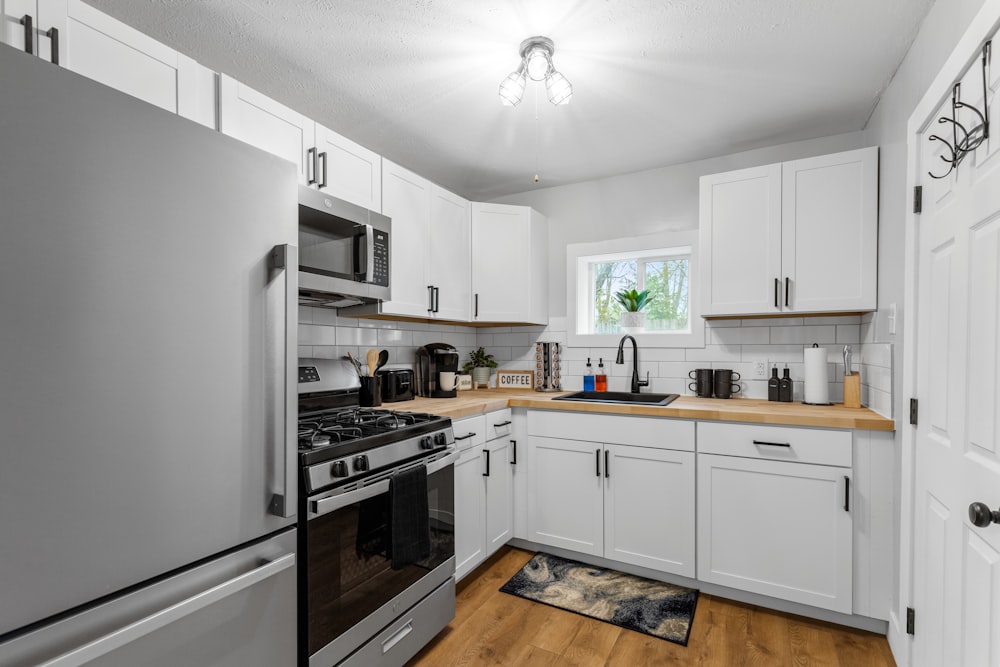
[779,364,793,402]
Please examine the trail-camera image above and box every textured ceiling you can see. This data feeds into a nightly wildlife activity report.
[85,0,933,201]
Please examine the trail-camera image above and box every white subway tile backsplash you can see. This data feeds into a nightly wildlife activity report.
[685,345,741,362]
[769,325,837,345]
[377,329,412,347]
[709,327,770,345]
[311,308,339,326]
[298,346,314,358]
[742,317,804,327]
[494,332,533,347]
[298,306,314,324]
[336,326,378,347]
[836,325,861,344]
[299,324,337,346]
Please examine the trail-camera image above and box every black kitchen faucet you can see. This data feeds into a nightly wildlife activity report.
[616,334,650,394]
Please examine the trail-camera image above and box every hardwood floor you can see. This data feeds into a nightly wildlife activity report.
[407,547,897,667]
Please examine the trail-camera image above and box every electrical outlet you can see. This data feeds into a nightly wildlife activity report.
[753,361,768,378]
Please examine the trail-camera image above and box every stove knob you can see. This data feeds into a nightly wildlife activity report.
[353,455,369,472]
[330,461,348,478]
[434,432,447,447]
[419,436,434,450]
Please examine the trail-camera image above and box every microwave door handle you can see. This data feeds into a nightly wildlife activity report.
[364,224,375,283]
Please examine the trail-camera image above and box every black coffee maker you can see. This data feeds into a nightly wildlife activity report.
[414,343,460,398]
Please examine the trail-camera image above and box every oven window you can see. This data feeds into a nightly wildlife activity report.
[306,465,454,655]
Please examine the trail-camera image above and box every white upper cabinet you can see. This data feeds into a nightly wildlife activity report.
[219,75,382,210]
[471,203,548,325]
[2,0,65,65]
[428,185,471,321]
[378,159,432,317]
[700,146,878,317]
[219,75,316,185]
[314,124,381,212]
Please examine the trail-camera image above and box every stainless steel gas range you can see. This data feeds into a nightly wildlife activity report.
[297,359,457,667]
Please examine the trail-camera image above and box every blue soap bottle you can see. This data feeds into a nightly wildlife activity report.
[583,357,595,391]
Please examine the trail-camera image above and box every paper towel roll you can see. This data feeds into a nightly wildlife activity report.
[804,345,830,404]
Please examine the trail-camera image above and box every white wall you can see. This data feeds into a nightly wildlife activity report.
[492,131,867,317]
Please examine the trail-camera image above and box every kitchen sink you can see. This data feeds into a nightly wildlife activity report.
[553,391,679,406]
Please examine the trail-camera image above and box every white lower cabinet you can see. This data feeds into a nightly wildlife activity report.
[453,412,513,581]
[525,412,696,577]
[696,422,853,614]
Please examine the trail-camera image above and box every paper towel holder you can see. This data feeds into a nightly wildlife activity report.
[802,343,834,406]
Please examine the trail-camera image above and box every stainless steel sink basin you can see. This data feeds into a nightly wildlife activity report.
[553,391,679,406]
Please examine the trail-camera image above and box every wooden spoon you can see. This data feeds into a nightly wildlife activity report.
[366,348,379,377]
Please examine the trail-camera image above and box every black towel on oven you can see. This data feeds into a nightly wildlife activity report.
[389,464,430,570]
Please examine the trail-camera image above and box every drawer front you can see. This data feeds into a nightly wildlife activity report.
[527,410,694,452]
[452,415,487,451]
[485,408,513,442]
[697,422,851,467]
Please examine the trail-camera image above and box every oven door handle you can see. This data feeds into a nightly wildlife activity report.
[310,450,459,518]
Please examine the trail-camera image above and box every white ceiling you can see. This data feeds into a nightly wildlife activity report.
[86,0,933,201]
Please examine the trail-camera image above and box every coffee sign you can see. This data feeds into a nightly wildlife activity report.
[496,370,534,390]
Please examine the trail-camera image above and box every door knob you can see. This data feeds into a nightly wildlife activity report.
[968,502,1000,528]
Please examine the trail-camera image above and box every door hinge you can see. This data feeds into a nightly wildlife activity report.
[906,607,915,635]
[910,398,918,426]
[913,186,923,214]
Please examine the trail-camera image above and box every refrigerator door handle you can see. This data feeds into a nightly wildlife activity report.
[38,553,296,667]
[269,244,298,518]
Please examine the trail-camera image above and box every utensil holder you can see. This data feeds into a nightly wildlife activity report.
[843,372,861,408]
[359,376,382,407]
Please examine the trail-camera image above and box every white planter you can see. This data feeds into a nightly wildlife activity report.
[620,311,646,333]
[471,366,491,388]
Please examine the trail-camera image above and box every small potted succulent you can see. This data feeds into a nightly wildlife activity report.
[463,346,497,388]
[615,289,650,333]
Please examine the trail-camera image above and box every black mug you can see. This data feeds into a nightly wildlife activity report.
[359,375,382,407]
[713,369,741,399]
[688,368,714,397]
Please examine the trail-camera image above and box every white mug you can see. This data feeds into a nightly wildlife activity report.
[439,371,458,391]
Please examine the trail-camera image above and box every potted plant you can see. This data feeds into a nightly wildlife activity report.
[463,346,497,388]
[615,289,650,333]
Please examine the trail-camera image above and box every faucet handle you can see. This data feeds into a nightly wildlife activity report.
[639,371,650,388]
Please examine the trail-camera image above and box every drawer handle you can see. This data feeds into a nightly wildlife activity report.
[381,619,413,654]
[752,440,791,448]
[493,420,512,428]
[455,432,476,441]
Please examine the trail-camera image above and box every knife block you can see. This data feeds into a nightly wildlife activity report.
[843,371,861,409]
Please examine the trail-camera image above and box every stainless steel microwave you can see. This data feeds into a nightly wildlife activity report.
[298,186,390,308]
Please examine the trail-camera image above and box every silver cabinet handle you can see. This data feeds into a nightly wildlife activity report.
[268,245,298,518]
[39,553,296,667]
[363,224,375,284]
[306,147,317,185]
[381,619,414,654]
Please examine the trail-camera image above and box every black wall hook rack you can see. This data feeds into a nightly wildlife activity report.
[929,41,991,180]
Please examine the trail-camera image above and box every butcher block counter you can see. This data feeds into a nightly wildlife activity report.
[402,390,895,431]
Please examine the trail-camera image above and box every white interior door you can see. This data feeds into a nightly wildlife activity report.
[912,44,1000,666]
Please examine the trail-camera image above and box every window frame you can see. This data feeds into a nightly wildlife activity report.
[566,230,705,349]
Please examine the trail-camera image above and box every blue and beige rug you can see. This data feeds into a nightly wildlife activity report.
[500,552,699,646]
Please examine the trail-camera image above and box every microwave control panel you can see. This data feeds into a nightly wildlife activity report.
[371,231,389,286]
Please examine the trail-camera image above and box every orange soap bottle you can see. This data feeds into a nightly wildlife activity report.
[595,358,608,392]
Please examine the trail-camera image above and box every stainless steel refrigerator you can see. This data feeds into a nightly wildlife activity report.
[0,44,299,666]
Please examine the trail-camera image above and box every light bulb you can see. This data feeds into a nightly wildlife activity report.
[525,48,550,81]
[545,71,572,105]
[498,69,526,106]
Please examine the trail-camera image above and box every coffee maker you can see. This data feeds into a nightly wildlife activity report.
[414,343,460,398]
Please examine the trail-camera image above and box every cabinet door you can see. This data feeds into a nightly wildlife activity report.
[699,164,782,316]
[697,453,853,613]
[454,446,486,581]
[781,146,878,312]
[2,0,64,63]
[484,439,513,556]
[428,185,471,321]
[218,75,315,186]
[378,160,432,318]
[527,436,603,556]
[604,445,695,577]
[314,123,381,211]
[471,203,530,322]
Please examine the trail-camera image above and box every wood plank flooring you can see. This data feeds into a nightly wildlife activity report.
[407,547,896,667]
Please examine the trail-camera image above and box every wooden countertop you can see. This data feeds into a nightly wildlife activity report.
[399,390,896,431]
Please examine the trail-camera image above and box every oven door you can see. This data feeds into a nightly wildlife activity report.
[302,450,456,666]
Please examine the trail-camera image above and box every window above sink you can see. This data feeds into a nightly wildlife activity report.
[567,230,705,348]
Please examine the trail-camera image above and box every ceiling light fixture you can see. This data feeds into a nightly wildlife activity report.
[499,36,572,107]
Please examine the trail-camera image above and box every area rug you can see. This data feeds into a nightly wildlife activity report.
[499,552,699,646]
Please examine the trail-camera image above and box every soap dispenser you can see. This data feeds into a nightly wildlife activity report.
[768,366,780,402]
[583,358,595,391]
[779,364,793,402]
[595,358,607,392]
